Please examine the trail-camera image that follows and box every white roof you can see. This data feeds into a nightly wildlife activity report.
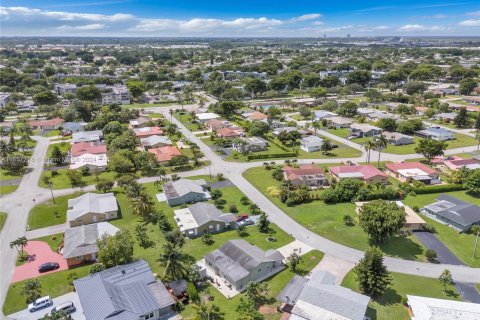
[408,295,480,320]
[67,192,118,221]
[70,153,108,170]
[174,208,199,231]
[397,168,429,178]
[196,113,220,120]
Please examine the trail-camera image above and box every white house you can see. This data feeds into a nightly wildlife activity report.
[300,135,324,152]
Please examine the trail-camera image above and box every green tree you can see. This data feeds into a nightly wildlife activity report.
[130,192,155,220]
[374,135,388,166]
[126,81,146,99]
[425,249,437,263]
[320,138,333,155]
[415,139,447,163]
[201,232,213,245]
[10,236,28,256]
[465,169,480,194]
[438,269,453,294]
[353,247,392,297]
[459,78,477,95]
[258,211,270,233]
[97,230,134,268]
[33,91,58,105]
[359,200,406,244]
[236,298,264,320]
[287,252,303,272]
[159,242,188,280]
[164,230,186,248]
[21,279,42,304]
[192,301,224,320]
[244,78,267,98]
[453,107,469,128]
[76,85,101,101]
[95,179,114,193]
[66,169,83,187]
[135,224,153,249]
[245,281,269,308]
[404,81,427,95]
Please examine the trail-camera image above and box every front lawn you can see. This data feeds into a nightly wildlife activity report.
[0,169,23,181]
[46,142,71,159]
[174,112,205,131]
[0,212,6,230]
[244,166,428,262]
[39,169,118,189]
[403,191,480,267]
[0,185,19,195]
[341,271,460,320]
[44,129,60,137]
[33,233,64,252]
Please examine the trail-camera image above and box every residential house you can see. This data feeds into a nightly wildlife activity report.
[129,116,151,128]
[443,158,480,171]
[148,146,182,164]
[133,126,164,139]
[28,117,64,130]
[278,271,369,320]
[242,111,268,122]
[216,127,244,138]
[283,165,328,187]
[63,122,87,133]
[163,179,211,206]
[407,295,480,320]
[71,141,107,157]
[205,239,284,291]
[382,131,414,146]
[173,203,236,238]
[329,165,388,184]
[232,136,268,153]
[70,153,108,172]
[0,93,11,109]
[433,112,457,123]
[63,222,119,267]
[72,130,103,143]
[140,136,173,150]
[54,83,77,95]
[355,201,426,231]
[463,96,480,105]
[385,162,440,184]
[367,111,399,121]
[349,123,382,137]
[67,193,119,227]
[415,106,429,116]
[196,112,220,122]
[74,260,176,320]
[300,135,324,153]
[206,119,231,131]
[313,110,337,121]
[272,127,307,137]
[421,194,480,232]
[415,126,454,141]
[357,107,376,117]
[326,116,353,129]
[268,120,286,129]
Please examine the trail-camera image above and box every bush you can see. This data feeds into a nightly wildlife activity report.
[343,215,354,226]
[246,153,297,160]
[423,223,436,233]
[412,184,465,194]
[425,249,437,263]
[229,204,238,213]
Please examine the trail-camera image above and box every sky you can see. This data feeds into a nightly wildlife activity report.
[0,0,479,37]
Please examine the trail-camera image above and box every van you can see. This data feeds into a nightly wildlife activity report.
[51,301,76,315]
[28,296,53,312]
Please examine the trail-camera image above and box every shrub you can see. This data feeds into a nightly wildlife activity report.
[413,184,465,194]
[229,204,238,213]
[423,223,436,233]
[343,215,354,226]
[425,249,437,263]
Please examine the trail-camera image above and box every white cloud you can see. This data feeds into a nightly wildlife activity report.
[458,19,480,26]
[311,21,324,26]
[57,23,105,31]
[466,11,480,16]
[398,24,448,31]
[290,14,322,22]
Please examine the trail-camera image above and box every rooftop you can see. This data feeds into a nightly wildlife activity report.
[329,165,387,180]
[407,295,480,320]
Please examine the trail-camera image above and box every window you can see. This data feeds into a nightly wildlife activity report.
[76,256,83,260]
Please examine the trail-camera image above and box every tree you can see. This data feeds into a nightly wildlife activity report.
[10,236,28,256]
[465,169,480,194]
[438,269,453,293]
[374,135,388,166]
[95,179,114,193]
[363,140,376,164]
[359,200,406,244]
[21,279,42,304]
[453,107,469,128]
[236,298,264,320]
[130,192,155,220]
[425,249,437,262]
[258,211,270,233]
[376,118,397,132]
[126,81,146,99]
[76,85,101,101]
[347,70,371,87]
[459,78,478,95]
[135,224,153,249]
[287,252,302,272]
[309,87,327,98]
[244,78,267,98]
[159,242,188,280]
[33,91,57,105]
[237,224,248,237]
[404,81,427,95]
[343,215,354,226]
[193,301,224,320]
[336,101,358,117]
[268,76,287,95]
[248,121,270,137]
[320,138,333,155]
[97,230,134,268]
[415,139,447,163]
[245,281,269,308]
[66,169,83,187]
[50,145,65,164]
[210,189,223,200]
[354,247,392,297]
[202,232,213,245]
[108,154,135,173]
[89,263,105,274]
[164,230,185,248]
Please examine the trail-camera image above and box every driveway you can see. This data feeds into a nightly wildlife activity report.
[25,223,68,240]
[12,241,68,283]
[207,179,234,189]
[7,292,84,320]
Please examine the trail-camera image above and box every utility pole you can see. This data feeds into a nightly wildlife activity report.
[49,181,56,204]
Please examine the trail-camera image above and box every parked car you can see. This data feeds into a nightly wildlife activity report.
[62,131,72,137]
[28,296,53,312]
[51,301,76,315]
[38,262,60,273]
[240,218,255,226]
[236,214,249,222]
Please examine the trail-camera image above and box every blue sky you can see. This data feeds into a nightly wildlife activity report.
[1,0,479,36]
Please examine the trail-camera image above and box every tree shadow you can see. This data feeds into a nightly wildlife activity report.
[378,236,425,261]
[374,288,402,306]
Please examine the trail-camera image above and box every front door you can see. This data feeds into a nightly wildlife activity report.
[93,215,97,223]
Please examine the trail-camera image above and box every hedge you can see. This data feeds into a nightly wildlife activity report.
[246,153,298,160]
[412,184,465,194]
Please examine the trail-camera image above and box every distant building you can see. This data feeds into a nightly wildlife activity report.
[163,179,211,206]
[415,126,454,141]
[72,130,103,143]
[96,84,131,105]
[385,162,440,185]
[148,146,181,164]
[329,165,388,184]
[54,83,77,95]
[133,126,164,138]
[140,136,172,150]
[71,141,107,157]
[242,111,269,122]
[349,123,382,138]
[300,135,324,153]
[70,153,108,172]
[0,93,11,109]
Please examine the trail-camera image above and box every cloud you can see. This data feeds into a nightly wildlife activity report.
[467,11,480,16]
[398,24,448,31]
[290,14,322,22]
[311,21,324,26]
[56,23,105,31]
[458,19,480,26]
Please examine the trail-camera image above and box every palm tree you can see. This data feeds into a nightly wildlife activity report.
[363,140,376,164]
[159,242,188,280]
[192,301,224,320]
[374,135,388,166]
[10,236,28,256]
[476,132,480,150]
[130,192,155,219]
[0,140,8,158]
[438,269,453,294]
[312,120,321,135]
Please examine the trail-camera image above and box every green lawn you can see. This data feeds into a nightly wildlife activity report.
[46,142,71,158]
[174,112,205,131]
[0,212,6,231]
[44,129,60,137]
[449,133,479,148]
[32,233,63,252]
[244,166,428,262]
[28,192,85,230]
[342,271,460,320]
[0,185,19,195]
[40,169,118,189]
[0,169,22,181]
[3,265,91,315]
[403,191,480,267]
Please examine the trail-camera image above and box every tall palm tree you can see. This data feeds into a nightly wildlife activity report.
[363,140,376,164]
[374,135,388,166]
[159,242,188,280]
[130,192,155,219]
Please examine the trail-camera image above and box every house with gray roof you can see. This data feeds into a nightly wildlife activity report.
[420,194,480,232]
[382,131,414,146]
[300,135,324,153]
[72,130,103,143]
[163,179,211,206]
[349,123,382,137]
[140,135,173,150]
[67,193,118,227]
[74,260,175,320]
[62,122,87,133]
[63,222,119,268]
[415,126,454,141]
[205,239,284,291]
[174,203,236,238]
[232,136,268,153]
[278,271,370,320]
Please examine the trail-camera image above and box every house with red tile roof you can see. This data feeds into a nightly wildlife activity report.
[329,165,388,184]
[28,117,64,130]
[206,119,231,131]
[71,141,107,157]
[242,111,268,122]
[385,162,439,184]
[216,127,244,138]
[283,164,328,187]
[133,126,163,138]
[443,158,480,171]
[148,146,182,164]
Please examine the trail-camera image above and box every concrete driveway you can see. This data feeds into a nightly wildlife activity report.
[7,292,84,320]
[12,241,68,283]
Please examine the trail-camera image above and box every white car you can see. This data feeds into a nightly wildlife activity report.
[28,296,53,312]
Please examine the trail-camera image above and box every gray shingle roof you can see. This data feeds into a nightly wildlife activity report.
[67,193,118,222]
[74,260,175,320]
[164,179,207,199]
[301,136,324,148]
[424,194,480,227]
[72,130,103,143]
[188,203,236,226]
[63,222,119,259]
[140,135,172,147]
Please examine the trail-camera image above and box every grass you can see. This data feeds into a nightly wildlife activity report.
[44,129,60,137]
[0,169,22,181]
[174,112,206,131]
[3,265,91,315]
[0,212,6,231]
[181,250,324,320]
[243,166,428,262]
[341,271,460,320]
[46,142,71,159]
[0,185,19,195]
[27,192,85,230]
[449,133,479,149]
[403,191,480,267]
[33,233,64,252]
[40,169,118,189]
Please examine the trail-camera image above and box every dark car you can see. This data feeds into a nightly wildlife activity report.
[38,262,60,273]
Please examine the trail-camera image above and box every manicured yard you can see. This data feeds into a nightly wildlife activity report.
[0,185,19,195]
[40,169,118,189]
[127,101,189,109]
[449,133,479,149]
[3,265,90,315]
[0,169,23,181]
[33,233,64,252]
[46,142,71,159]
[0,212,6,231]
[27,192,85,230]
[174,112,205,131]
[342,271,460,320]
[403,191,480,267]
[44,129,60,137]
[243,166,428,261]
